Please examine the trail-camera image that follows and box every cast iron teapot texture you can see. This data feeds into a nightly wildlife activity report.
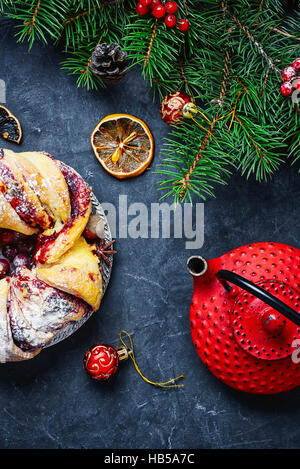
[188,242,300,394]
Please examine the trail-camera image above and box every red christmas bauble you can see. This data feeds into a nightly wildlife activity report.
[280,81,293,96]
[160,91,193,125]
[83,344,119,381]
[282,66,296,82]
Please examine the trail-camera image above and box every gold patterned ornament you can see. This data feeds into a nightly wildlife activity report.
[83,330,184,387]
[160,91,194,125]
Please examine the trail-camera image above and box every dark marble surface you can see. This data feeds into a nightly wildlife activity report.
[0,22,300,450]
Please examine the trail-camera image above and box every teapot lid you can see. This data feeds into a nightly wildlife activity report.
[232,280,300,360]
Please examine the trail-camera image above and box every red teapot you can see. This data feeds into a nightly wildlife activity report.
[188,242,300,394]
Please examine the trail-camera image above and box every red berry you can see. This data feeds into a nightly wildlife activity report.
[293,78,300,90]
[150,0,160,9]
[0,230,15,245]
[165,14,176,28]
[282,66,296,82]
[13,253,30,268]
[152,4,166,18]
[292,58,300,71]
[17,241,34,255]
[136,2,149,15]
[140,0,152,6]
[165,1,178,14]
[178,18,190,32]
[13,232,27,243]
[0,258,10,278]
[280,81,293,96]
[2,245,17,261]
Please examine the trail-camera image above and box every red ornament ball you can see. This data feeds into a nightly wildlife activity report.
[160,91,193,125]
[165,1,178,14]
[281,66,296,82]
[292,58,300,71]
[152,4,166,18]
[165,14,176,28]
[140,0,152,6]
[84,344,119,381]
[178,18,190,32]
[136,2,149,15]
[280,81,293,96]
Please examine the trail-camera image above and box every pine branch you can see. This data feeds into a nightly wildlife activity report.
[123,15,185,89]
[60,0,122,51]
[8,0,69,49]
[144,19,159,68]
[155,116,235,203]
[61,20,124,89]
[176,116,219,200]
[62,40,105,90]
[156,0,299,201]
[1,0,299,199]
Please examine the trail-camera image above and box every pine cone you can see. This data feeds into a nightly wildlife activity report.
[90,43,129,83]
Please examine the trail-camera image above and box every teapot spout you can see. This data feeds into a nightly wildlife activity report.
[187,256,208,277]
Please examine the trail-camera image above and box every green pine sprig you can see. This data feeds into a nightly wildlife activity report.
[0,0,299,202]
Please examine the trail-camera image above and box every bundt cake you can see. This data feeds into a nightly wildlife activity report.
[0,148,107,362]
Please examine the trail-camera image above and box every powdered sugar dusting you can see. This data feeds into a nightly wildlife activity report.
[0,151,112,361]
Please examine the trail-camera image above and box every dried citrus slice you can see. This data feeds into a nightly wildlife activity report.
[91,113,154,179]
[0,105,22,144]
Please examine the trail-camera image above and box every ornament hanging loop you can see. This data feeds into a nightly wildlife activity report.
[83,331,184,387]
[119,330,184,388]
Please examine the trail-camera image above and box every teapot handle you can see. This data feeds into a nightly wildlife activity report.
[217,270,300,327]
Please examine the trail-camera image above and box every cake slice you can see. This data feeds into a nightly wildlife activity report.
[0,149,52,230]
[37,236,102,311]
[20,151,71,224]
[0,278,40,362]
[0,191,38,235]
[8,267,90,351]
[35,162,92,264]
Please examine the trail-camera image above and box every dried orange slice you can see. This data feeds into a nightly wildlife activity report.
[91,113,154,179]
[0,105,22,144]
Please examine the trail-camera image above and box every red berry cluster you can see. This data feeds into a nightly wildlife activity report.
[136,1,190,32]
[280,58,300,96]
[0,229,37,278]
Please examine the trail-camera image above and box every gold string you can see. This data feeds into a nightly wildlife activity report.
[227,91,243,132]
[190,116,219,143]
[185,91,244,137]
[119,330,184,388]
